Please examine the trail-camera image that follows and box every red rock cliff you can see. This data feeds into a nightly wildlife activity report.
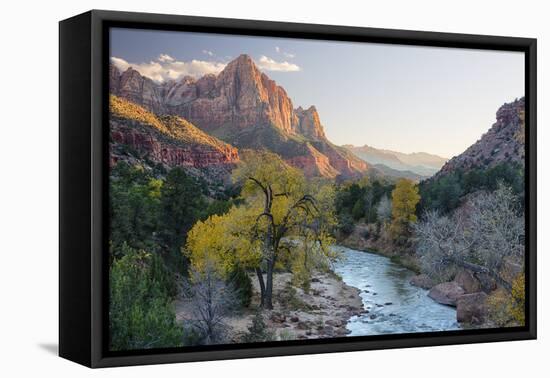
[109,96,239,173]
[110,55,369,178]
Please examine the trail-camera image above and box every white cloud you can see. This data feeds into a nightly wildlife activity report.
[256,55,301,72]
[202,50,214,57]
[158,54,175,62]
[274,46,295,59]
[110,55,226,83]
[110,57,130,71]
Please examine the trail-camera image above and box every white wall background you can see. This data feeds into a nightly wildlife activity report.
[0,0,547,376]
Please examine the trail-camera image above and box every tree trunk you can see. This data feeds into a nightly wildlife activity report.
[264,261,274,310]
[255,267,266,307]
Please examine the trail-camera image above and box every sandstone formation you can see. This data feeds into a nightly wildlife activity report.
[162,55,298,136]
[110,55,368,178]
[438,97,525,176]
[287,144,339,178]
[109,95,238,176]
[295,106,326,140]
[115,67,165,114]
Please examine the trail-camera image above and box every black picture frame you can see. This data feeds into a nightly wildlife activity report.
[59,9,537,368]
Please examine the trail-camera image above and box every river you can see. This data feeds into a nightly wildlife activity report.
[334,246,460,336]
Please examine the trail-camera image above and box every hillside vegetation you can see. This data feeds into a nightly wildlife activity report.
[110,95,234,151]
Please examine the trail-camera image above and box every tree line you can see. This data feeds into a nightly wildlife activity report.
[109,162,241,349]
[109,151,339,349]
[333,161,525,326]
[109,153,526,350]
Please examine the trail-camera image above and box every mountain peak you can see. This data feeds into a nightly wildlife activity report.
[180,75,196,84]
[109,55,367,178]
[122,66,140,75]
[235,53,254,63]
[295,105,326,140]
[226,54,256,71]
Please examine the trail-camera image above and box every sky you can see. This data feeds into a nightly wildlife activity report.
[110,28,525,158]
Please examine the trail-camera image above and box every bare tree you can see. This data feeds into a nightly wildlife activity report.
[364,190,374,223]
[468,185,525,280]
[414,184,524,292]
[414,209,473,282]
[184,264,238,345]
[376,195,392,224]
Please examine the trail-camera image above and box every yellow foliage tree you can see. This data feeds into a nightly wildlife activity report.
[290,182,339,293]
[186,150,337,309]
[390,178,420,243]
[487,273,525,327]
[510,273,525,325]
[185,206,262,279]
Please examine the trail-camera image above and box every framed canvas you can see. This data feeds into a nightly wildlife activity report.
[59,10,537,368]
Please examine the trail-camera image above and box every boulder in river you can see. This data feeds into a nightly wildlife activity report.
[410,274,435,289]
[428,282,465,306]
[456,292,488,324]
[454,270,481,294]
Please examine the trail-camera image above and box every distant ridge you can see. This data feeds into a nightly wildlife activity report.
[344,144,447,177]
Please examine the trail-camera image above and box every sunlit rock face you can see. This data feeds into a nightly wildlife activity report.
[110,55,369,178]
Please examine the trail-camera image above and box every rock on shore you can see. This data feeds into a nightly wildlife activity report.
[226,272,364,341]
[409,274,435,290]
[428,282,465,306]
[456,292,488,324]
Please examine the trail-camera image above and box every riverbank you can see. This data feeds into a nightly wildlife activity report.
[338,222,421,273]
[338,225,506,328]
[175,270,364,342]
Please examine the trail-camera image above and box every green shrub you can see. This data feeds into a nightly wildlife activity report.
[351,198,365,220]
[109,245,182,351]
[241,312,275,343]
[227,265,253,308]
[338,213,355,235]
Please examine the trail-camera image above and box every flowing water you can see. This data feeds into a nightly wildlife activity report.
[334,246,460,336]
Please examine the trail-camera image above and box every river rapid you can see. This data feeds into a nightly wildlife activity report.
[334,246,460,336]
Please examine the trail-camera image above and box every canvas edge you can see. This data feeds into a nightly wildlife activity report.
[59,10,93,367]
